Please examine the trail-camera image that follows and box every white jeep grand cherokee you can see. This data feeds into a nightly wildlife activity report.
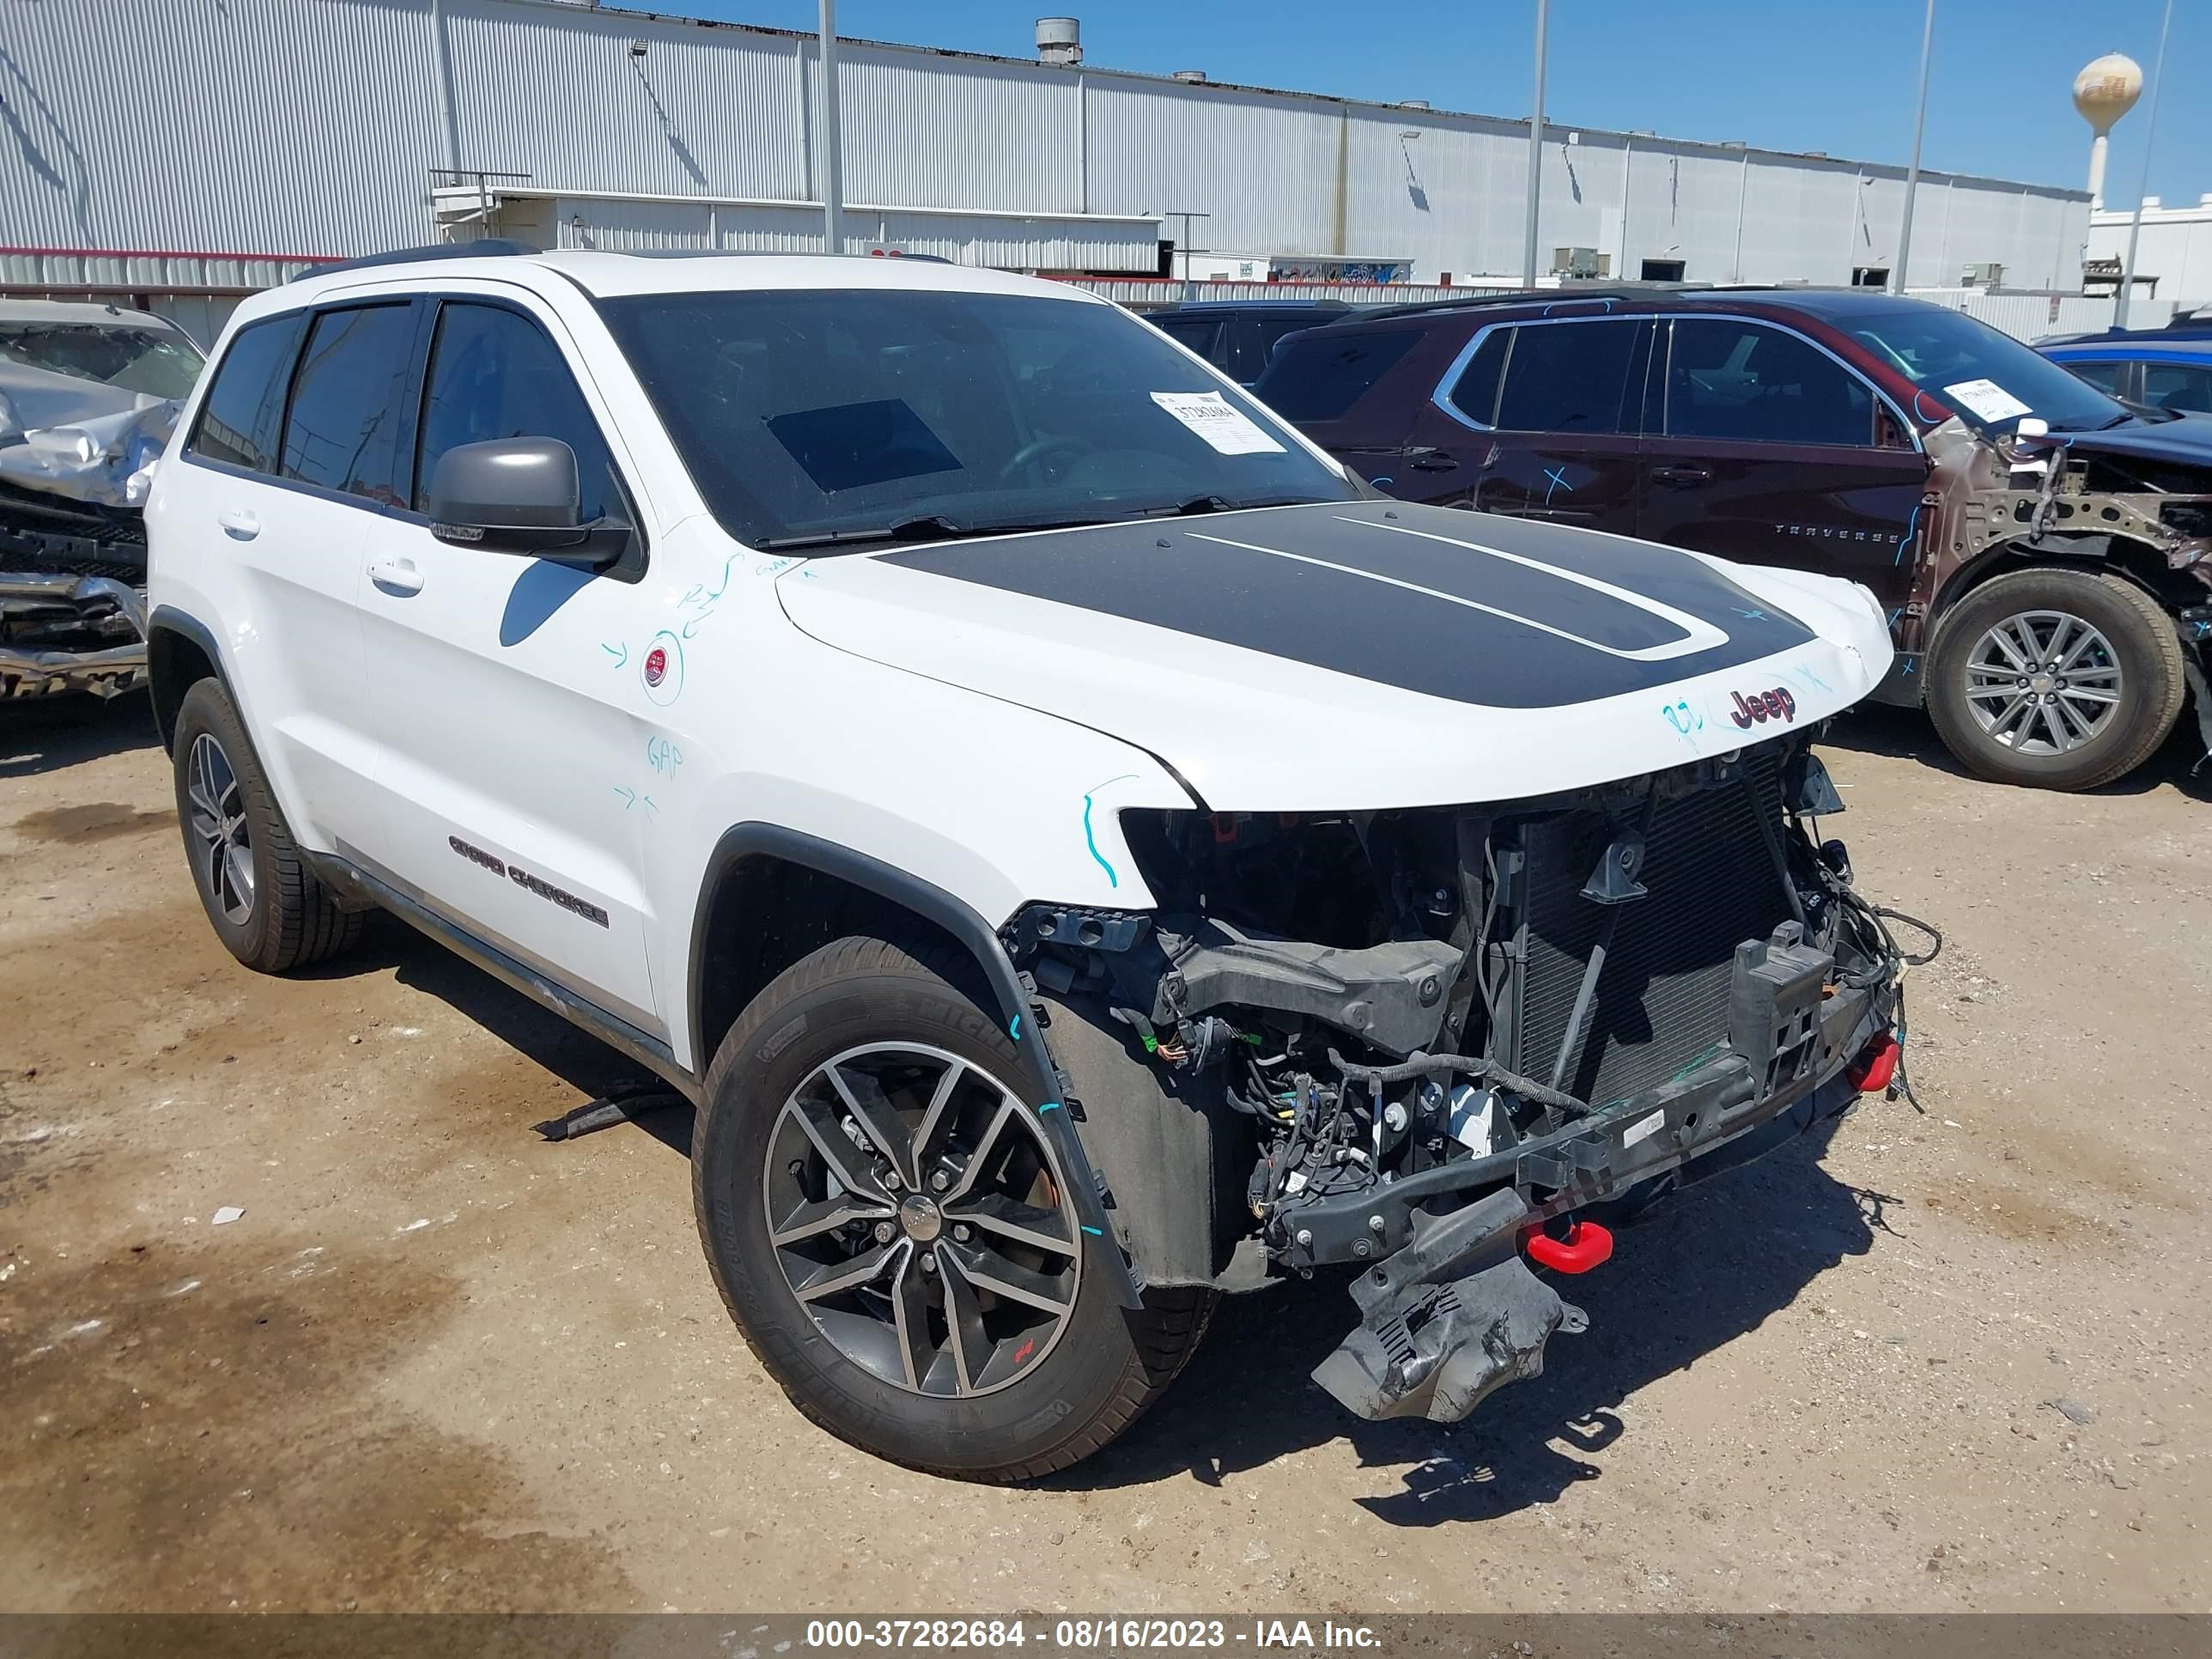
[145,248,1910,1481]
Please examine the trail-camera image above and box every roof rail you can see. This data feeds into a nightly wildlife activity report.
[1353,281,1730,321]
[290,240,539,283]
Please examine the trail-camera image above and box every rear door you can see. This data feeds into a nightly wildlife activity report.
[1637,315,1929,611]
[353,290,664,1031]
[172,301,416,851]
[2141,357,2212,415]
[1432,317,1649,532]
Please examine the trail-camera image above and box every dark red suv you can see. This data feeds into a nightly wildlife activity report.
[1255,287,2212,791]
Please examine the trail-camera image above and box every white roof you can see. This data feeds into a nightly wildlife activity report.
[280,249,1107,307]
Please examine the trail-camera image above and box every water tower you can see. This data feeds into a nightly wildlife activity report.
[2073,52,2142,208]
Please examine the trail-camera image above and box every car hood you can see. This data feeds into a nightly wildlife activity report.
[2056,415,2212,473]
[776,501,1893,811]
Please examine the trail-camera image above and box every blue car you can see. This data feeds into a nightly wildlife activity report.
[2039,334,2212,416]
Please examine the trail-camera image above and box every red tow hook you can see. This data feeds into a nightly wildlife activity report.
[1848,1032,1901,1095]
[1524,1218,1613,1274]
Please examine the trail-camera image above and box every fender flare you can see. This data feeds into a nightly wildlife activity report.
[688,823,1145,1307]
[146,604,234,748]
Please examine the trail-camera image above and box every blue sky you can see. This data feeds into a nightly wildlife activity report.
[666,0,2205,203]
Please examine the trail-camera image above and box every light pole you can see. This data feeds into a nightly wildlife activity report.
[2115,0,2174,328]
[1892,0,1935,295]
[1522,0,1549,289]
[817,0,845,254]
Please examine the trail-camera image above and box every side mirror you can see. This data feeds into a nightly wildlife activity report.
[428,437,599,560]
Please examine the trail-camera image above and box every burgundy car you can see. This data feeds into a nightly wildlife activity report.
[1256,287,2212,791]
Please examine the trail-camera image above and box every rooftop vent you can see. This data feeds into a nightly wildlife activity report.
[1173,70,1206,83]
[1401,99,1431,109]
[1036,16,1081,67]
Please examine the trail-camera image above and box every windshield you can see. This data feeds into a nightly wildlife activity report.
[1840,306,2129,434]
[598,288,1356,547]
[0,320,205,401]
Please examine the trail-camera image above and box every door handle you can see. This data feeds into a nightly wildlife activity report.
[1405,448,1459,471]
[368,556,424,596]
[217,509,260,541]
[1650,465,1711,487]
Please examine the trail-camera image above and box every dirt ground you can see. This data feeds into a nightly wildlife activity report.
[2,693,2206,1616]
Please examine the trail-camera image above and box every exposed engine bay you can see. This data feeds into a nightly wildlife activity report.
[1008,727,1922,1425]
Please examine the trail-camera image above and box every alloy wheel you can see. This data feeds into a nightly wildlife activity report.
[762,1042,1084,1398]
[1960,609,2124,757]
[185,732,255,924]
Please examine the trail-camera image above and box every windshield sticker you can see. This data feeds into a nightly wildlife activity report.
[1149,391,1285,456]
[1942,379,2032,423]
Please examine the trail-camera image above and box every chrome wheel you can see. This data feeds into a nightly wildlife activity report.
[1960,609,2124,757]
[762,1042,1083,1399]
[185,732,254,924]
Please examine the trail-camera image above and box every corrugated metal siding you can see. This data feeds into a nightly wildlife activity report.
[445,1,804,200]
[0,0,438,258]
[3,0,2092,295]
[546,198,1157,270]
[1907,288,2177,342]
[839,46,1076,215]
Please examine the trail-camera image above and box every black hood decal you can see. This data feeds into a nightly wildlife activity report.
[876,503,1814,709]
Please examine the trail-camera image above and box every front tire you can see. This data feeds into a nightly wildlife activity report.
[1926,568,2185,791]
[692,933,1212,1481]
[171,678,364,973]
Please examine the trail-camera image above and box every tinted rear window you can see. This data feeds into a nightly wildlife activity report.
[279,303,419,507]
[188,313,307,474]
[1495,319,1642,434]
[1254,329,1419,422]
[1444,329,1510,424]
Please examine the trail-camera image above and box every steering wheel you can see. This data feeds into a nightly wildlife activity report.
[997,435,1090,485]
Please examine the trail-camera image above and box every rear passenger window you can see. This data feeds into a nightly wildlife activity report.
[1255,329,1418,422]
[2142,362,2212,414]
[1154,315,1227,372]
[279,303,419,507]
[188,313,307,474]
[416,302,623,524]
[2063,360,2127,394]
[1494,320,1641,434]
[1444,330,1510,425]
[1666,319,1873,447]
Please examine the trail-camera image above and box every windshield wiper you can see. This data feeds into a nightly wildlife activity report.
[1136,494,1319,519]
[751,515,967,552]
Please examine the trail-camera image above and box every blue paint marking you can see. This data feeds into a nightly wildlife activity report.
[1081,774,1139,890]
[1893,500,1924,566]
[600,642,628,668]
[1912,391,1946,425]
[1370,475,1394,487]
[1008,1014,1022,1041]
[1040,1101,1062,1115]
[1542,465,1574,505]
[1731,606,1767,621]
[1079,1224,1104,1237]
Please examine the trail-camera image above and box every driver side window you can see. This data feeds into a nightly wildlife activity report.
[415,301,623,524]
[1665,319,1875,447]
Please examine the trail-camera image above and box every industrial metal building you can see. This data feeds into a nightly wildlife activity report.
[2087,198,2212,310]
[3,0,2096,338]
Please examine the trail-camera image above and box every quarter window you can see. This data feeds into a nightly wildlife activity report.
[1444,330,1510,425]
[1493,320,1642,434]
[279,303,419,507]
[188,313,307,475]
[415,302,623,524]
[1665,319,1874,447]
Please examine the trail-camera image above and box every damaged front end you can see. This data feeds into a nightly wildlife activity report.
[1,488,153,699]
[0,305,198,699]
[1007,731,1912,1428]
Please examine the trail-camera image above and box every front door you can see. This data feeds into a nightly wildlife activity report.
[1637,317,1929,613]
[353,292,666,1032]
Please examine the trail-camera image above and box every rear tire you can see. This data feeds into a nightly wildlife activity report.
[692,932,1213,1481]
[171,678,364,973]
[1926,568,2185,791]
